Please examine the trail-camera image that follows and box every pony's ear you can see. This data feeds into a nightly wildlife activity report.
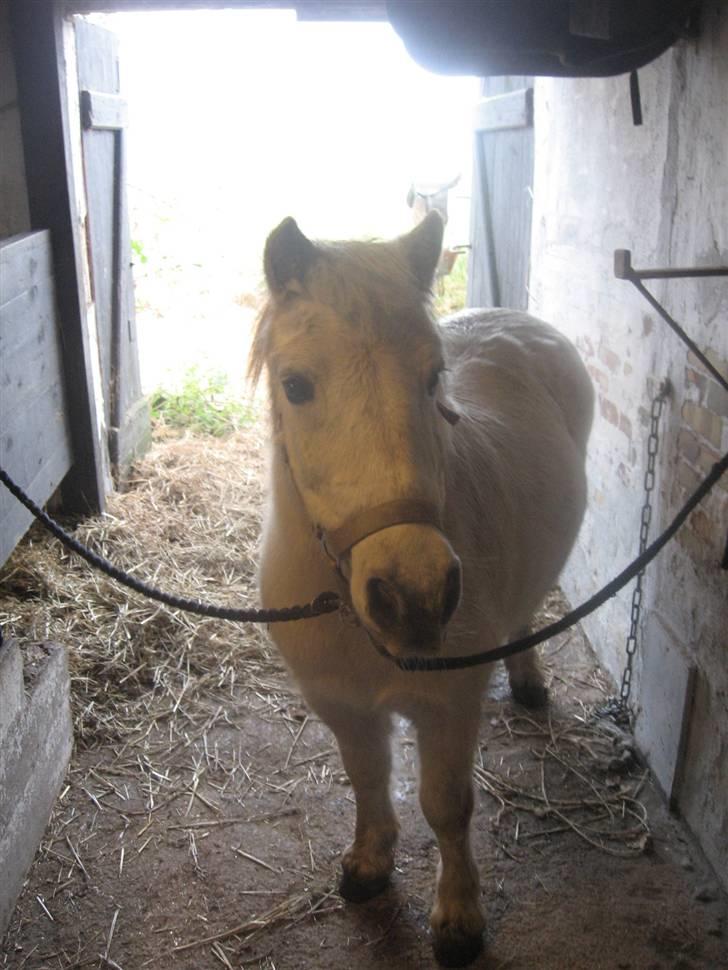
[399,210,444,291]
[264,217,319,294]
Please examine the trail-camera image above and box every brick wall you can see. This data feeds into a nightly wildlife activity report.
[529,2,728,887]
[676,352,728,562]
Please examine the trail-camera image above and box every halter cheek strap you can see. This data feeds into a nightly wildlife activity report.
[318,498,444,565]
[281,449,446,569]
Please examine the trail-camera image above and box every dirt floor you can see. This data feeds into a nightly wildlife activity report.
[1,428,726,970]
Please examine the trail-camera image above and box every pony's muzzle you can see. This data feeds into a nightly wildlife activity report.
[350,524,462,656]
[367,561,460,629]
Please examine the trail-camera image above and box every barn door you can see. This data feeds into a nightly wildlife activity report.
[467,76,534,310]
[74,19,149,480]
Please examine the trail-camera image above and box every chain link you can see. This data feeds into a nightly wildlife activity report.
[618,380,671,715]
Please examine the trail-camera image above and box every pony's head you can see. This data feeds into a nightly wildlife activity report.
[250,213,462,657]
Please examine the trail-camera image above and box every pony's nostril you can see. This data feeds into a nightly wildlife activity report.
[366,576,402,631]
[441,562,461,626]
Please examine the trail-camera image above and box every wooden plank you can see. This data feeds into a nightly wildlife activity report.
[487,127,534,309]
[115,396,151,476]
[0,291,68,425]
[468,76,534,312]
[474,88,533,133]
[111,115,149,476]
[471,132,500,307]
[0,280,57,379]
[82,126,116,427]
[81,89,128,130]
[0,439,71,567]
[0,246,72,567]
[1,382,71,497]
[0,107,32,237]
[669,665,698,812]
[9,1,108,513]
[634,615,698,805]
[0,231,53,306]
[76,18,149,480]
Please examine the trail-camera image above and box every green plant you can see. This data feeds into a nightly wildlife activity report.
[131,239,148,265]
[434,250,469,318]
[149,367,255,436]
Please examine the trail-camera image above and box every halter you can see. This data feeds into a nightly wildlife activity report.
[316,497,445,568]
[281,395,458,572]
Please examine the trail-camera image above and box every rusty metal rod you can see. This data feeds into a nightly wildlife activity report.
[614,249,728,281]
[614,250,728,395]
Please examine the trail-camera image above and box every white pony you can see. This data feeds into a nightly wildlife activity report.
[249,212,593,967]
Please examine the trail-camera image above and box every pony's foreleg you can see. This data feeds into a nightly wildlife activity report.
[415,703,485,967]
[504,637,548,708]
[314,701,398,902]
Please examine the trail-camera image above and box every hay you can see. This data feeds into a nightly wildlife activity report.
[474,710,650,858]
[171,886,342,954]
[0,424,285,747]
[0,422,653,967]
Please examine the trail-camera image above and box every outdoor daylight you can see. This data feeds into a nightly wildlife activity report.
[108,10,478,404]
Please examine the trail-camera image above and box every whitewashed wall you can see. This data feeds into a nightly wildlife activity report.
[529,3,728,886]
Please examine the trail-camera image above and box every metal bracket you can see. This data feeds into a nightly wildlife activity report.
[614,249,728,568]
[614,249,728,282]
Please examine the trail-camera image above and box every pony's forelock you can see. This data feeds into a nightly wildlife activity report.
[248,235,437,393]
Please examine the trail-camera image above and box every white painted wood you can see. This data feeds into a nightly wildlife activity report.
[474,88,533,133]
[634,613,696,803]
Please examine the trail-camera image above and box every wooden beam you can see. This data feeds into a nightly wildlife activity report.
[65,0,387,17]
[9,1,108,515]
[474,88,534,133]
[81,89,128,131]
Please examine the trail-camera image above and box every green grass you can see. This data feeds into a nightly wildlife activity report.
[433,250,469,318]
[131,239,148,265]
[149,366,255,436]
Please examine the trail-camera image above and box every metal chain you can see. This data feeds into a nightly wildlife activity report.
[618,379,671,714]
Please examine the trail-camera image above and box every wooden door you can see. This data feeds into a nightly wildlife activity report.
[0,233,74,567]
[467,76,534,311]
[10,3,109,516]
[75,19,149,481]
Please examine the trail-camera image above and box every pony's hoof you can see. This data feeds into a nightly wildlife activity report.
[511,681,549,709]
[338,869,390,903]
[432,929,484,967]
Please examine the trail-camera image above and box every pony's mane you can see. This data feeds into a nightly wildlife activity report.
[248,236,436,388]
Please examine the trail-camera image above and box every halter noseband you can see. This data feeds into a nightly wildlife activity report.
[280,397,457,570]
[317,498,444,567]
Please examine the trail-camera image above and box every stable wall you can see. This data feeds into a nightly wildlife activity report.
[529,2,727,886]
[0,2,75,938]
[0,0,30,238]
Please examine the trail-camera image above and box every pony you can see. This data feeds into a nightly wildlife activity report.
[249,212,593,967]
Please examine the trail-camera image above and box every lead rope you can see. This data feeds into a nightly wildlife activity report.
[1,283,726,665]
[3,452,725,669]
[0,467,341,627]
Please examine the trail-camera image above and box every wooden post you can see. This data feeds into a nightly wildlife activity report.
[9,0,108,514]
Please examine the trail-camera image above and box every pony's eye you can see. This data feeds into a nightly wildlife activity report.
[426,368,441,397]
[282,373,314,405]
